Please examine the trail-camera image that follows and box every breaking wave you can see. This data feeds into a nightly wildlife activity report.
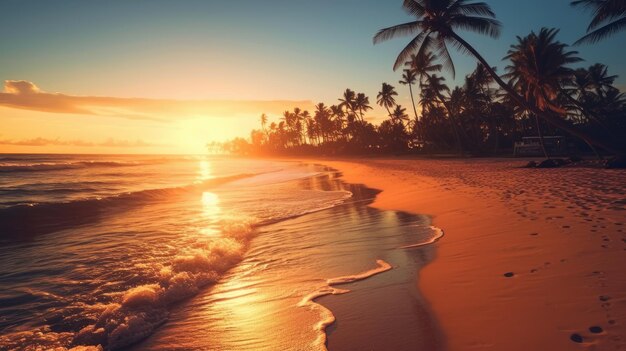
[0,219,256,350]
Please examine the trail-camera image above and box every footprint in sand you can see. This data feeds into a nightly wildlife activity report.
[589,326,603,334]
[570,333,584,343]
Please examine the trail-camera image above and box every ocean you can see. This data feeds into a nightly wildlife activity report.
[0,154,442,351]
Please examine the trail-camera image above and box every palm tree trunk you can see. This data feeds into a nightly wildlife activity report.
[435,92,464,156]
[534,114,549,159]
[450,32,625,157]
[408,83,419,121]
[408,83,421,144]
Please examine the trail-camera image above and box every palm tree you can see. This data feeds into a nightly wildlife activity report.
[571,0,626,44]
[399,69,420,121]
[329,104,346,141]
[406,52,442,86]
[260,113,269,140]
[374,0,624,156]
[339,89,358,120]
[354,93,373,122]
[376,83,398,117]
[504,28,582,115]
[587,63,618,97]
[422,73,464,154]
[504,28,584,158]
[390,105,410,126]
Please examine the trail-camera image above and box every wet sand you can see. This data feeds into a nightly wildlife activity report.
[317,158,626,350]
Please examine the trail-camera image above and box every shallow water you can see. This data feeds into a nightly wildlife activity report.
[0,155,442,350]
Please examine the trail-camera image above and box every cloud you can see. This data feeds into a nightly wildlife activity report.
[0,80,313,122]
[0,136,165,148]
[5,80,40,94]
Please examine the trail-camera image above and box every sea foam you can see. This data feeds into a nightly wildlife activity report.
[298,259,393,350]
[0,219,256,350]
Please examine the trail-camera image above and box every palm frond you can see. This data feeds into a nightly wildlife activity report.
[450,15,501,38]
[393,31,428,70]
[373,21,422,44]
[402,0,427,17]
[434,36,456,78]
[451,1,496,17]
[574,16,626,43]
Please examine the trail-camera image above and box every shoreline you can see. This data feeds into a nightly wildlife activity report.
[315,157,626,350]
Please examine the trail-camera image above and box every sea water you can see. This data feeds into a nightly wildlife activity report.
[0,154,442,350]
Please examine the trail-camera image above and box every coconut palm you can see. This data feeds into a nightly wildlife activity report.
[390,105,410,126]
[571,0,626,44]
[405,52,442,86]
[354,93,373,122]
[376,83,398,117]
[399,69,420,121]
[504,28,582,115]
[339,89,358,120]
[422,73,464,154]
[504,28,584,157]
[587,63,618,97]
[374,0,624,156]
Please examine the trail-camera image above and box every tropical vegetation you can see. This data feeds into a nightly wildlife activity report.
[213,0,625,163]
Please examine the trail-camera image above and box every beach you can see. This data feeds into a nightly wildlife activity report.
[0,155,445,350]
[318,157,626,350]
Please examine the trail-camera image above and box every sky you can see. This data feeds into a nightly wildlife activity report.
[1,0,625,154]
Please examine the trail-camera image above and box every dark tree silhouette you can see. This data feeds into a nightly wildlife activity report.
[572,0,626,44]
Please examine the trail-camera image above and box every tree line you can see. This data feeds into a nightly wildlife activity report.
[212,0,626,162]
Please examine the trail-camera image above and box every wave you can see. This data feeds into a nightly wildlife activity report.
[0,161,144,173]
[0,174,254,239]
[399,226,445,249]
[0,219,256,351]
[298,259,393,350]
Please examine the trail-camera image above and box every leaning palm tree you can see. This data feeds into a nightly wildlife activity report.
[571,0,626,44]
[374,0,624,156]
[376,83,398,118]
[504,28,583,158]
[504,28,582,116]
[399,69,420,121]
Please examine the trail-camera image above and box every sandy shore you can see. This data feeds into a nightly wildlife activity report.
[316,158,625,350]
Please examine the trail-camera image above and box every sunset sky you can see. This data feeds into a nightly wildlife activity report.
[1,0,625,154]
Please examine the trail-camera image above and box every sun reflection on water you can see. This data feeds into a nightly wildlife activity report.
[198,160,212,182]
[200,192,221,236]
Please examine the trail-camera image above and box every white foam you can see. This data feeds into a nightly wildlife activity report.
[399,226,445,249]
[299,259,393,350]
[0,217,258,351]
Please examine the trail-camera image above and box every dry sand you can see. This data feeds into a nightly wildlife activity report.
[317,158,625,351]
